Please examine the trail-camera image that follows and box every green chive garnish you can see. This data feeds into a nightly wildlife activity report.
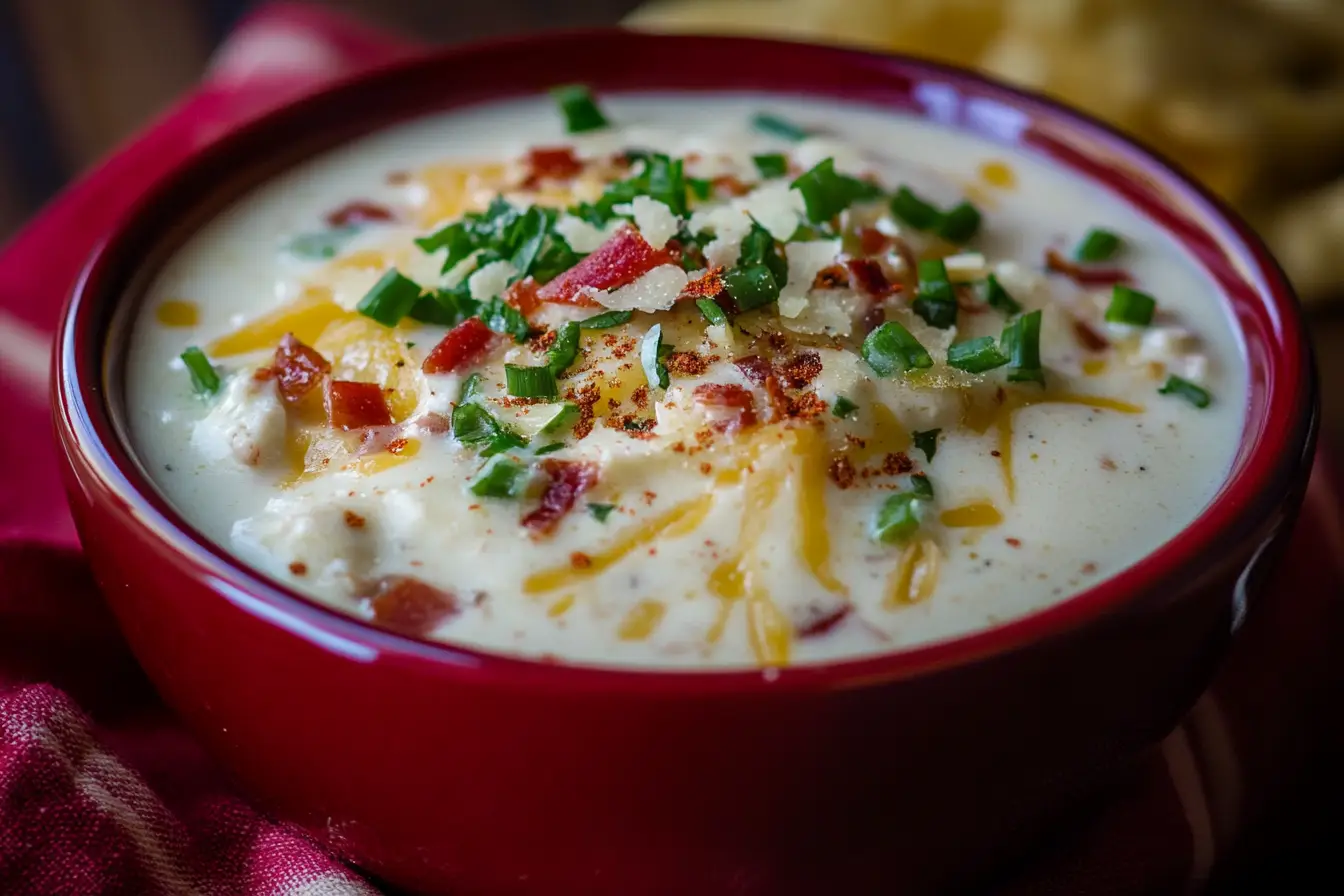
[913,259,958,329]
[935,201,982,243]
[862,321,933,377]
[547,321,581,376]
[871,491,925,543]
[579,309,633,329]
[641,323,671,389]
[477,297,532,343]
[947,336,1010,373]
[539,402,579,434]
[910,473,934,500]
[459,373,482,404]
[1002,309,1045,385]
[505,364,559,400]
[751,112,809,141]
[792,157,874,224]
[535,442,566,456]
[453,403,527,456]
[285,226,359,260]
[551,84,608,133]
[1158,375,1212,408]
[357,270,423,327]
[181,346,220,396]
[832,396,859,419]
[1075,228,1123,262]
[913,428,940,462]
[588,502,616,523]
[724,263,781,311]
[983,274,1022,316]
[468,456,529,498]
[1104,285,1156,327]
[752,153,789,179]
[889,185,943,230]
[687,177,714,201]
[696,298,728,326]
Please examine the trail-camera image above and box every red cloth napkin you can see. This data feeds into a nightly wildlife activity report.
[1,5,1342,893]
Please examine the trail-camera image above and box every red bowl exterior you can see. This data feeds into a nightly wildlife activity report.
[53,32,1317,895]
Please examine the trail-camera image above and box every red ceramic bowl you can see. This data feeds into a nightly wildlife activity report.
[53,31,1317,896]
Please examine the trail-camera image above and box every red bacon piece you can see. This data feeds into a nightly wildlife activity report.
[505,276,542,318]
[1044,248,1133,286]
[795,602,853,638]
[326,380,393,430]
[271,333,330,403]
[733,355,775,387]
[1073,319,1110,351]
[422,317,494,375]
[536,227,669,303]
[858,226,892,256]
[692,383,758,433]
[845,258,894,298]
[713,175,753,197]
[325,201,395,228]
[364,575,461,637]
[523,146,583,187]
[522,460,600,535]
[763,375,790,422]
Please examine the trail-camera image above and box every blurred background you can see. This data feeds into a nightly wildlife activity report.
[4,0,1344,447]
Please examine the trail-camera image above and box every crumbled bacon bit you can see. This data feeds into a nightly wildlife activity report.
[882,453,914,475]
[417,413,452,435]
[734,355,774,386]
[767,332,790,352]
[252,366,275,382]
[1073,319,1110,352]
[1044,248,1132,286]
[326,380,393,430]
[778,351,823,388]
[666,351,713,376]
[325,201,395,228]
[271,333,331,404]
[828,455,856,489]
[763,375,790,421]
[712,175,752,197]
[505,277,543,318]
[570,552,593,570]
[1099,456,1117,471]
[858,227,892,256]
[693,383,758,433]
[795,602,853,638]
[522,146,583,188]
[631,385,650,409]
[537,227,670,304]
[289,562,308,576]
[846,258,894,298]
[812,264,849,290]
[681,265,725,299]
[523,460,599,535]
[1081,562,1098,574]
[344,510,366,529]
[699,462,713,475]
[362,575,461,637]
[1005,537,1023,548]
[422,317,494,375]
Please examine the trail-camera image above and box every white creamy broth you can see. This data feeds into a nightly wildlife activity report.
[125,92,1246,669]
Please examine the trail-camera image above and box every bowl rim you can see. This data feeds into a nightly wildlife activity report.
[55,28,1317,695]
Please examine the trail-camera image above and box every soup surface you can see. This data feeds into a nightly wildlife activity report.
[126,91,1245,669]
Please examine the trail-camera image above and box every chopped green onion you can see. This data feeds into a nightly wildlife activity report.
[792,157,874,224]
[910,473,934,500]
[452,402,527,456]
[547,321,581,375]
[687,177,714,201]
[935,201,981,244]
[862,321,933,377]
[946,336,1010,373]
[357,270,423,327]
[696,298,728,326]
[539,402,579,434]
[832,396,859,419]
[889,186,943,230]
[1104,285,1157,327]
[913,428,940,462]
[477,297,531,343]
[579,309,633,329]
[724,263,780,311]
[752,153,789,179]
[482,431,528,457]
[1158,375,1212,409]
[588,502,617,523]
[459,372,482,404]
[508,205,551,277]
[641,323,671,389]
[468,456,530,499]
[551,84,608,133]
[532,232,580,284]
[1002,309,1045,385]
[871,492,925,543]
[751,112,810,141]
[409,282,479,327]
[1075,228,1123,262]
[912,259,958,329]
[983,274,1022,316]
[284,226,360,260]
[180,346,220,396]
[505,364,559,400]
[738,220,788,285]
[535,442,566,456]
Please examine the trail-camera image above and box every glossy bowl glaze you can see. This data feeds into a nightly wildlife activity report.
[54,31,1317,896]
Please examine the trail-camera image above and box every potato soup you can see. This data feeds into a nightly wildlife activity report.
[125,90,1245,669]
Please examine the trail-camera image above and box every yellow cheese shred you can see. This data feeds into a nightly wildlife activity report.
[939,503,1004,528]
[208,289,351,357]
[792,427,847,595]
[618,599,667,641]
[885,538,943,608]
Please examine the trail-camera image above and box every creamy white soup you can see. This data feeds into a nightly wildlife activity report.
[125,91,1245,670]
